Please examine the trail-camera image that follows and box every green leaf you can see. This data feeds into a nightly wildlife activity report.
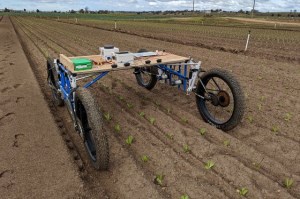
[247,115,254,123]
[180,194,189,199]
[237,187,248,196]
[183,144,190,153]
[155,174,164,186]
[166,133,174,140]
[204,160,215,170]
[141,155,149,162]
[199,128,206,135]
[127,103,133,109]
[139,111,145,117]
[114,124,121,132]
[104,112,112,121]
[223,140,230,147]
[284,178,294,189]
[126,135,134,145]
[149,117,156,125]
[284,113,292,121]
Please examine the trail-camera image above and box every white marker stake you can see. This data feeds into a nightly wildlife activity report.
[245,31,251,52]
[274,24,277,29]
[75,18,78,23]
[115,21,117,30]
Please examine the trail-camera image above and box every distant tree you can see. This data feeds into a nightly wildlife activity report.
[277,13,281,17]
[36,9,40,13]
[4,8,10,12]
[24,9,26,12]
[53,10,57,13]
[238,9,244,13]
[79,9,84,13]
[70,9,76,13]
[271,13,274,16]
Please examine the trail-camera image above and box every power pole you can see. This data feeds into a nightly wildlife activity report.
[193,0,195,12]
[252,0,256,18]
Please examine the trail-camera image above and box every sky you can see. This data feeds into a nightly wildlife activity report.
[0,0,299,12]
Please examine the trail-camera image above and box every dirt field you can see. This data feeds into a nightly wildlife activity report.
[0,16,85,198]
[4,15,300,198]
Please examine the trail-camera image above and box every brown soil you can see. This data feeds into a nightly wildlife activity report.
[5,15,300,198]
[227,17,300,26]
[0,16,84,198]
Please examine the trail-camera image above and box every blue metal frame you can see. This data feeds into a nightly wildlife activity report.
[157,64,189,92]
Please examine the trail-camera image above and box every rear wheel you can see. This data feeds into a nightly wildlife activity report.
[46,59,64,106]
[75,88,109,170]
[195,68,245,131]
[134,49,158,90]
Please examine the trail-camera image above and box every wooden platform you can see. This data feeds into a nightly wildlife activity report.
[59,52,190,74]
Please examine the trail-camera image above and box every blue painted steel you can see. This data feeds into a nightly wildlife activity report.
[183,64,187,91]
[84,72,109,88]
[157,64,187,80]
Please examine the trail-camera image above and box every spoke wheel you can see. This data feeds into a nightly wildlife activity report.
[196,68,245,131]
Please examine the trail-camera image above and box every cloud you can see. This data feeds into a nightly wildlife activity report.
[2,0,300,12]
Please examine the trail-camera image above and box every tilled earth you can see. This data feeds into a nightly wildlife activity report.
[10,16,300,199]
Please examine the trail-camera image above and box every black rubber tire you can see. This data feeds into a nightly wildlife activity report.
[75,88,109,170]
[46,59,64,106]
[134,49,158,90]
[195,68,245,131]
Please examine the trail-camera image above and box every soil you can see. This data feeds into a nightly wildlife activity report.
[227,17,300,26]
[0,16,84,198]
[2,15,300,198]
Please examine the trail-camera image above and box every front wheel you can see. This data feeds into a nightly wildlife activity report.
[195,68,245,131]
[75,88,109,170]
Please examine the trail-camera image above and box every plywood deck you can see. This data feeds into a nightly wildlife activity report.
[59,53,190,74]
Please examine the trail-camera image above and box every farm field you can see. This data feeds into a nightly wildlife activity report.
[49,16,300,62]
[7,15,300,198]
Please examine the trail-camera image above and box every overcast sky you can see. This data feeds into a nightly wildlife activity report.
[1,0,299,12]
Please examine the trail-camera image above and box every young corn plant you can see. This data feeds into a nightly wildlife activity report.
[154,174,164,186]
[114,124,121,133]
[182,117,188,123]
[183,144,190,153]
[126,135,134,146]
[166,133,174,140]
[237,187,248,196]
[139,111,145,117]
[283,178,294,189]
[204,160,215,170]
[223,140,230,147]
[284,113,292,121]
[180,194,189,199]
[149,117,156,125]
[199,128,206,136]
[104,112,112,121]
[247,115,254,123]
[118,95,124,101]
[271,125,279,134]
[127,103,133,109]
[141,155,149,163]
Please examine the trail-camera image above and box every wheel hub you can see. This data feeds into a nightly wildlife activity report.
[217,90,230,107]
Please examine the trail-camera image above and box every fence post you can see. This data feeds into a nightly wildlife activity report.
[245,30,251,52]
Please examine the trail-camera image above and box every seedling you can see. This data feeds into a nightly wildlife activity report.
[127,103,133,109]
[183,144,190,153]
[182,117,188,123]
[167,107,171,114]
[139,111,145,117]
[141,155,149,162]
[199,128,206,136]
[223,140,230,147]
[126,135,134,145]
[149,117,156,125]
[260,96,265,101]
[271,125,279,133]
[180,194,189,199]
[257,76,263,80]
[247,115,254,123]
[257,103,262,111]
[155,101,161,106]
[283,178,294,189]
[104,112,112,121]
[166,133,174,140]
[114,124,121,132]
[155,174,164,186]
[237,187,248,196]
[204,160,215,170]
[284,113,292,121]
[118,95,124,101]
